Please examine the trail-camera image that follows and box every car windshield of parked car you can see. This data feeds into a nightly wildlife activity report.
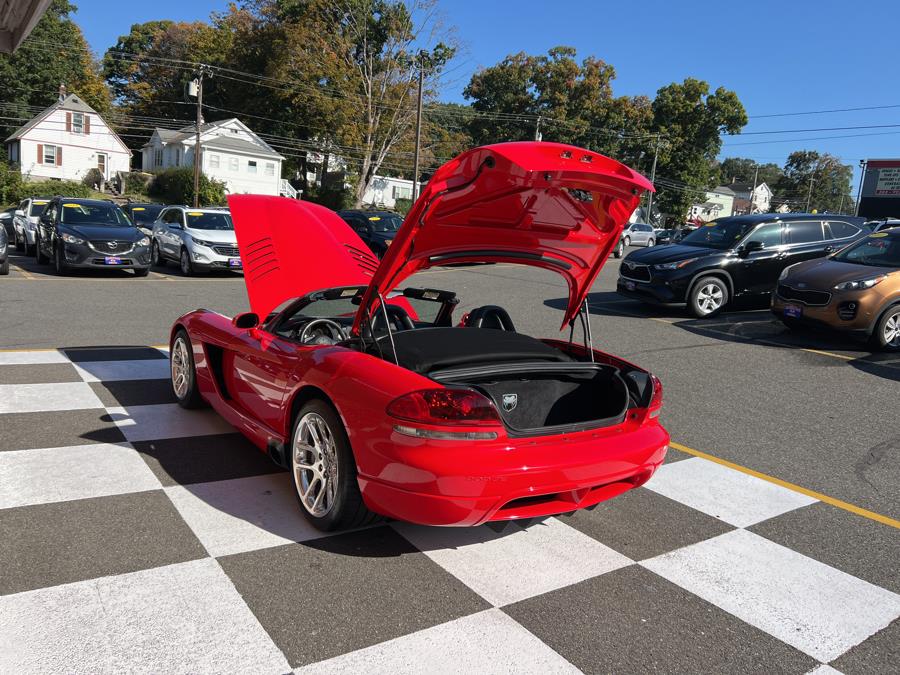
[367,214,403,233]
[29,202,47,217]
[678,219,752,249]
[60,203,131,226]
[129,205,163,225]
[186,212,233,230]
[831,235,900,268]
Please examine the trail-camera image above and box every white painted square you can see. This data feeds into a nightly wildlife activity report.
[0,442,161,509]
[644,456,817,527]
[165,473,325,557]
[0,350,68,365]
[394,517,633,606]
[0,382,104,414]
[806,666,844,675]
[295,608,579,674]
[73,358,170,382]
[106,403,234,442]
[0,558,290,674]
[642,529,900,662]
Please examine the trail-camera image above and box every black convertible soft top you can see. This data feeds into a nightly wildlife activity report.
[372,327,571,374]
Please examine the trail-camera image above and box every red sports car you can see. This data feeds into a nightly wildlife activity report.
[169,142,669,531]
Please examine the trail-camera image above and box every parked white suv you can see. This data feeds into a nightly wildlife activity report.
[13,197,50,255]
[150,206,241,275]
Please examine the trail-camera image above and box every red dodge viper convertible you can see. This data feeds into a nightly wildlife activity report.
[169,142,669,531]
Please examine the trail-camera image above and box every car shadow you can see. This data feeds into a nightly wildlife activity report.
[545,293,900,382]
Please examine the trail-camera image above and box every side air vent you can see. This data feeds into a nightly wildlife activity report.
[243,236,280,282]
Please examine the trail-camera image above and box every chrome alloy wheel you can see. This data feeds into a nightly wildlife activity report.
[696,283,725,315]
[292,412,338,517]
[171,336,191,399]
[884,313,900,347]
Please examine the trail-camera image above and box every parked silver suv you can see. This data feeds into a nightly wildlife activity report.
[622,221,656,247]
[150,206,241,275]
[13,197,50,255]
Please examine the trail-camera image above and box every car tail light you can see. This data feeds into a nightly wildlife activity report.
[648,374,663,418]
[387,388,501,426]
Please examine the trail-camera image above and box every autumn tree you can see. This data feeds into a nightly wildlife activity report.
[773,151,853,213]
[717,157,783,190]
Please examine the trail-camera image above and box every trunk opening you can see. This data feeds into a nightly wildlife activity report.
[434,362,629,436]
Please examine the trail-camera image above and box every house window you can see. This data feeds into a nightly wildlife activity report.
[264,162,275,177]
[72,112,85,134]
[392,185,412,200]
[154,149,163,167]
[209,153,220,169]
[43,145,58,165]
[247,160,258,174]
[229,157,239,171]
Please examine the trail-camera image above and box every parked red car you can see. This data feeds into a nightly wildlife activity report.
[169,142,669,531]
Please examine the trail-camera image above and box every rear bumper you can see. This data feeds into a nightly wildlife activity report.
[357,423,670,526]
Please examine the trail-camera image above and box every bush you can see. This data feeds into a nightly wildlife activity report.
[148,167,227,206]
[124,172,152,196]
[81,168,103,189]
[14,180,93,201]
[392,198,413,215]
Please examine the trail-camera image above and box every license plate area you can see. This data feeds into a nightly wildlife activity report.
[784,304,802,318]
[104,256,123,265]
[228,258,242,268]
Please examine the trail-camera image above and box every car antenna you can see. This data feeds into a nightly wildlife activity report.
[376,291,399,365]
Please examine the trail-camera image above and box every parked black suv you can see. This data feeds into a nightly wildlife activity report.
[337,210,403,258]
[617,213,869,317]
[35,197,151,276]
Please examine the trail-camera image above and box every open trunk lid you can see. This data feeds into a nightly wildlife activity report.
[353,141,653,332]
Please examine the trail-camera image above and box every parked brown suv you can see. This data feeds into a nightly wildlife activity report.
[772,229,900,350]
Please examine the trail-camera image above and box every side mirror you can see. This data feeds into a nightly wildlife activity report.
[169,223,183,230]
[15,209,24,217]
[740,240,765,256]
[233,312,259,329]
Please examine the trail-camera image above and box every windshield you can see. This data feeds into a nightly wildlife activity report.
[678,219,753,249]
[367,214,403,233]
[129,205,163,225]
[832,234,900,268]
[60,202,131,226]
[186,211,233,230]
[29,202,47,217]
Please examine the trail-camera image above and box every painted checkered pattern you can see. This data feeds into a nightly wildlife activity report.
[1,347,897,674]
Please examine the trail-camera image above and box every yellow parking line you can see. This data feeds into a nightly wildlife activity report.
[800,347,855,361]
[670,441,900,529]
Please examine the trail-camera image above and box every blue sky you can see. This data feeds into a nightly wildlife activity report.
[73,0,899,185]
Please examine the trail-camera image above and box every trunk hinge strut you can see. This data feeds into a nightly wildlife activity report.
[376,291,399,365]
[568,298,594,362]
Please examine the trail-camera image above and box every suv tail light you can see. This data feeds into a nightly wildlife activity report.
[388,388,501,426]
[648,374,663,418]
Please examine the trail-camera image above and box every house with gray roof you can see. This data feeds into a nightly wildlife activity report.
[141,118,292,197]
[5,88,131,185]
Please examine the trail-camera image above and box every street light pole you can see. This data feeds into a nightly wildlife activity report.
[411,60,424,202]
[645,133,660,223]
[855,159,867,216]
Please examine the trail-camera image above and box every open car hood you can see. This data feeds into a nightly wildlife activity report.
[352,142,653,333]
[227,195,378,319]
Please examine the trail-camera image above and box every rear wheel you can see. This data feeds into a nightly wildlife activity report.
[624,235,631,247]
[35,235,48,264]
[871,306,900,352]
[151,240,165,267]
[689,276,728,318]
[647,238,655,247]
[289,399,378,531]
[613,240,624,259]
[170,330,204,408]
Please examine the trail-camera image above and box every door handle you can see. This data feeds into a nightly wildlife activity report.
[824,246,834,253]
[776,252,788,259]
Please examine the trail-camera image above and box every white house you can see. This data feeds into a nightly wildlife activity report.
[362,175,420,209]
[730,181,773,214]
[142,118,293,197]
[5,90,131,184]
[689,186,735,221]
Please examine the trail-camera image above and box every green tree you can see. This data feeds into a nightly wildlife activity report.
[717,157,783,190]
[651,78,747,216]
[773,151,853,213]
[148,167,226,206]
[0,0,110,137]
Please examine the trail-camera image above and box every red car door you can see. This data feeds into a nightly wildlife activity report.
[226,328,301,432]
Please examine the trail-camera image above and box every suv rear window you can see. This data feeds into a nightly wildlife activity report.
[786,221,824,244]
[826,221,860,239]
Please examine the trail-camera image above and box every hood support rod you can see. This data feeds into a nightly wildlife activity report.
[577,298,594,362]
[376,291,399,365]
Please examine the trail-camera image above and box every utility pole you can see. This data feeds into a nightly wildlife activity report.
[411,59,425,202]
[838,192,845,215]
[190,66,210,208]
[645,134,660,224]
[855,159,867,216]
[534,116,542,142]
[805,174,815,212]
[748,164,759,214]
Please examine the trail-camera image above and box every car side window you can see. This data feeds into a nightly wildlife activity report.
[44,203,57,224]
[786,221,824,244]
[826,221,860,240]
[747,223,783,248]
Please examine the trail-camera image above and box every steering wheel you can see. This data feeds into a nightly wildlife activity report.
[299,318,347,345]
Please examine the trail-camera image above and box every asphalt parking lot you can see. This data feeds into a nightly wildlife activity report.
[1,245,898,673]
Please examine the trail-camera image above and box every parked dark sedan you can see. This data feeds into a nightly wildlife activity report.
[35,197,151,276]
[336,210,403,258]
[122,202,165,236]
[617,213,869,317]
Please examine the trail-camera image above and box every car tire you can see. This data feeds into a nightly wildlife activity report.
[170,329,205,409]
[0,257,8,275]
[25,239,35,256]
[647,238,655,247]
[134,267,150,277]
[688,276,729,318]
[14,231,24,252]
[624,236,631,247]
[289,398,379,532]
[35,236,48,264]
[151,240,165,267]
[179,248,193,276]
[613,240,624,258]
[871,305,900,352]
[54,243,70,276]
